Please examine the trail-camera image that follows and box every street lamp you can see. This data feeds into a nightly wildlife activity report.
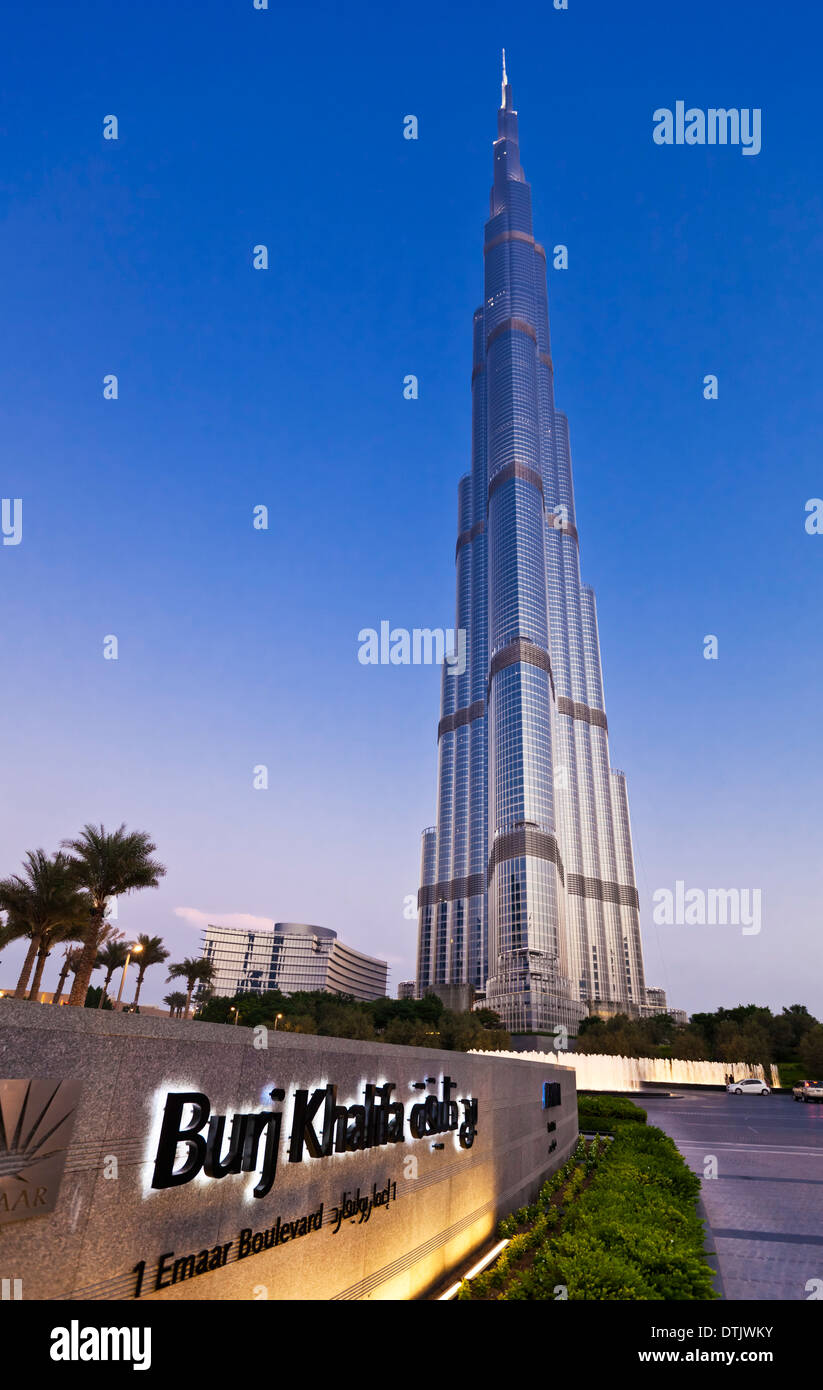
[229,1006,240,1026]
[274,1013,283,1030]
[116,942,143,1009]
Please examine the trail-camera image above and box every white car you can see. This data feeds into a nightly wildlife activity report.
[727,1077,770,1096]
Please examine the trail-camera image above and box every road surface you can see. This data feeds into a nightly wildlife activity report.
[639,1090,823,1300]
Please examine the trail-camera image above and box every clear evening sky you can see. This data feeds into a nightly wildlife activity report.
[1,1,821,1015]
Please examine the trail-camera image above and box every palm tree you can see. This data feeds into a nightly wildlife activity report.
[166,957,216,1019]
[95,938,129,1008]
[61,824,166,1007]
[6,915,39,999]
[131,934,169,1009]
[28,916,87,1001]
[163,991,187,1019]
[0,912,22,986]
[0,858,50,997]
[54,946,84,1004]
[0,911,31,990]
[0,850,87,998]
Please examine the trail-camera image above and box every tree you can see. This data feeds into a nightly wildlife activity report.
[131,934,169,1008]
[197,989,288,1028]
[381,1018,432,1046]
[28,916,87,1001]
[95,939,130,1008]
[474,1028,511,1052]
[0,911,33,990]
[715,1020,772,1068]
[194,984,215,1012]
[438,1010,481,1051]
[575,1015,641,1057]
[61,824,166,1007]
[281,1012,317,1034]
[315,1003,375,1041]
[53,946,84,1004]
[418,993,446,1024]
[163,991,188,1019]
[474,1007,505,1029]
[166,957,216,1019]
[7,921,39,1000]
[769,1005,818,1060]
[0,850,88,998]
[84,985,113,1010]
[666,1028,708,1061]
[799,1024,823,1078]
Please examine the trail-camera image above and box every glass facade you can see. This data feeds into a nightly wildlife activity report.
[202,922,389,1001]
[416,66,649,1034]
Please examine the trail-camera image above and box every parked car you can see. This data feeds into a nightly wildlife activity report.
[793,1079,823,1103]
[727,1077,770,1095]
[793,1080,816,1101]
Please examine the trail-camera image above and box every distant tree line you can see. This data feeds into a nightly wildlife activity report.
[196,989,511,1052]
[576,1003,823,1074]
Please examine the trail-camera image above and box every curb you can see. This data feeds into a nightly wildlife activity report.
[696,1194,726,1301]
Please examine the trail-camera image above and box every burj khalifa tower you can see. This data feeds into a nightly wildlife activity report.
[415,57,649,1034]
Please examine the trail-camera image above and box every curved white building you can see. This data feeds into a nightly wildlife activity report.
[202,922,388,1001]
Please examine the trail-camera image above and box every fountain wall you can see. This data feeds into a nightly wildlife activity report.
[473,1050,780,1091]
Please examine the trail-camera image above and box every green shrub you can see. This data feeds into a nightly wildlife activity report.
[776,1062,806,1090]
[524,1235,658,1301]
[577,1093,647,1124]
[460,1116,716,1301]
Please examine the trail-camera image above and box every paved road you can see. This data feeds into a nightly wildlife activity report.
[640,1091,823,1301]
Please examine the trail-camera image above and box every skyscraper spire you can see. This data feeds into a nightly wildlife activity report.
[416,71,652,1036]
[500,47,514,113]
[493,51,522,213]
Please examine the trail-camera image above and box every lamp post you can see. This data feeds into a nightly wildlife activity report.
[274,1013,283,1030]
[229,1006,240,1026]
[115,942,143,1010]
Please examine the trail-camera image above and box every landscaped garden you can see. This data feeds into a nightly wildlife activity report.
[456,1094,718,1300]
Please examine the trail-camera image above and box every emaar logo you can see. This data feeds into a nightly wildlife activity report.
[653,102,761,156]
[0,1080,81,1224]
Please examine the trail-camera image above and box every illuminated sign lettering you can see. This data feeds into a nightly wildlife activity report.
[150,1076,478,1200]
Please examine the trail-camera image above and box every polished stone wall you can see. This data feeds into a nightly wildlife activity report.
[0,998,577,1301]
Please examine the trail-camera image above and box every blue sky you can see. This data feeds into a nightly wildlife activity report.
[1,1,821,1016]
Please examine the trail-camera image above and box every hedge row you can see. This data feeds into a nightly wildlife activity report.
[577,1093,647,1126]
[459,1115,717,1300]
[457,1135,600,1299]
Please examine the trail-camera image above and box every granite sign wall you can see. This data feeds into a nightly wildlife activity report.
[0,998,577,1301]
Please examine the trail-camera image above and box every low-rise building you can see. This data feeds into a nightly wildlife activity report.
[641,988,688,1025]
[201,922,388,1001]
